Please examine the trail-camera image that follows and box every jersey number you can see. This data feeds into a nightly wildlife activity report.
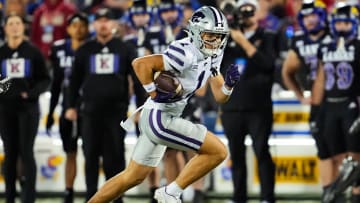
[324,62,353,90]
[305,56,318,81]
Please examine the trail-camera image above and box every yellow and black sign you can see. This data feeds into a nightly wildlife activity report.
[273,112,309,124]
[254,156,319,184]
[0,154,4,182]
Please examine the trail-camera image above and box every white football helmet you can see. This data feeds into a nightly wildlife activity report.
[188,6,229,57]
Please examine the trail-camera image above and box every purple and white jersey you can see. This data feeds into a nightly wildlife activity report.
[143,37,223,116]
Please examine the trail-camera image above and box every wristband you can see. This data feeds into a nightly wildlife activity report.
[221,84,233,96]
[143,82,156,93]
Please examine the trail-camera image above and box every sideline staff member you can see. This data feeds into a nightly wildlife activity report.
[65,8,137,202]
[0,13,51,203]
[220,0,276,202]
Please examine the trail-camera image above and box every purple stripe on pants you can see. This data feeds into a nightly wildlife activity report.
[149,109,198,151]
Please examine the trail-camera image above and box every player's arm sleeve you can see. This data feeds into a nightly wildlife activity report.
[162,41,193,74]
[27,48,51,99]
[48,46,63,115]
[247,33,276,73]
[68,48,86,108]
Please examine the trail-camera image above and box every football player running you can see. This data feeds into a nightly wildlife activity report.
[88,6,242,203]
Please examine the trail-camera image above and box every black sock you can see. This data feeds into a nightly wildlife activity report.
[150,187,158,195]
[193,189,205,203]
[64,188,74,203]
[150,187,158,203]
[351,194,360,203]
[66,188,73,193]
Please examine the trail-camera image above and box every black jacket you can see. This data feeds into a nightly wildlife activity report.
[69,37,137,114]
[0,41,50,104]
[221,27,277,112]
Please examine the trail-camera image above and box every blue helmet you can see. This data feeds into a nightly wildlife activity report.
[297,0,327,34]
[127,0,154,29]
[330,2,359,39]
[156,0,183,28]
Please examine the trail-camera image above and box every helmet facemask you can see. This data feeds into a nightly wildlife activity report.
[199,31,229,57]
[298,0,327,34]
[330,3,359,41]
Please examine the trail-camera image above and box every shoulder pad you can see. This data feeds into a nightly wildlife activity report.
[294,30,305,36]
[322,35,333,44]
[53,39,66,46]
[148,25,162,33]
[123,34,136,42]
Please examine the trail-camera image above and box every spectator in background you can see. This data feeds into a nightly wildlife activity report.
[220,0,277,202]
[0,13,51,203]
[23,0,42,16]
[5,0,26,18]
[31,0,76,58]
[65,8,137,202]
[5,0,31,37]
[46,12,89,203]
[257,0,281,31]
[156,0,184,44]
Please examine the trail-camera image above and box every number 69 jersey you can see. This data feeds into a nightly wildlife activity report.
[318,39,360,98]
[143,37,223,116]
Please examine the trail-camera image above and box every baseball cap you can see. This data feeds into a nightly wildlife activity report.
[67,12,89,25]
[130,0,149,14]
[94,8,115,20]
[236,0,259,10]
[158,0,177,11]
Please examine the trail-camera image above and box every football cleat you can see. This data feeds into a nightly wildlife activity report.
[322,157,360,203]
[154,187,182,203]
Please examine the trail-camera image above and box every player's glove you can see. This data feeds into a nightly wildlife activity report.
[224,64,242,88]
[0,77,11,94]
[46,114,54,136]
[153,90,182,103]
[309,105,320,134]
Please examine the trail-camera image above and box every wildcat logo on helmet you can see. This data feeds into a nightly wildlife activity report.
[191,12,205,23]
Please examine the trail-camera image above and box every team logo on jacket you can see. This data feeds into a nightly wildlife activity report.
[1,58,30,78]
[90,54,119,74]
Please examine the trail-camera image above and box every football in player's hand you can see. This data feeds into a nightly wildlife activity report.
[154,71,183,96]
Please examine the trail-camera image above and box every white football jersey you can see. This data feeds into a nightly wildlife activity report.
[143,37,223,116]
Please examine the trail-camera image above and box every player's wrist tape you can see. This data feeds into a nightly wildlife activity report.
[143,82,156,93]
[221,84,233,96]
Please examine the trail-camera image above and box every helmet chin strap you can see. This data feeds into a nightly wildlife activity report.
[201,38,221,57]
